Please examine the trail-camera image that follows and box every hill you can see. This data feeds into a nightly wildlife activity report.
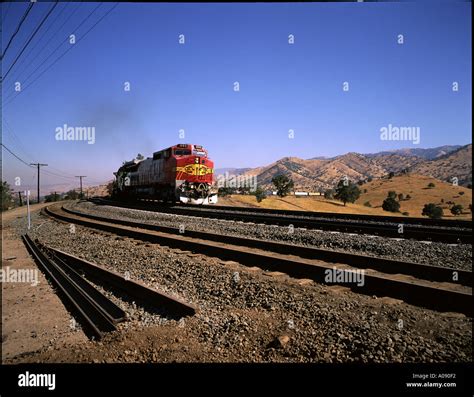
[356,174,472,219]
[217,174,472,219]
[238,144,472,190]
[410,144,472,186]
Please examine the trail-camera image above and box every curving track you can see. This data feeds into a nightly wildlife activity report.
[88,197,472,244]
[43,203,472,316]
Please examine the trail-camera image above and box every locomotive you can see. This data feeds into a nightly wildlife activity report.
[113,144,218,204]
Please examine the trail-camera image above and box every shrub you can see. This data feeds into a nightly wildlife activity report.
[1,181,13,211]
[45,192,61,202]
[450,204,463,216]
[388,191,397,199]
[363,201,372,207]
[382,197,400,212]
[255,187,266,203]
[422,203,443,219]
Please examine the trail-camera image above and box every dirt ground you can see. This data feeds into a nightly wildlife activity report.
[1,203,87,362]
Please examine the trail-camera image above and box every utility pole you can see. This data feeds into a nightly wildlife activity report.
[17,191,23,206]
[30,163,48,204]
[75,176,87,199]
[25,190,31,230]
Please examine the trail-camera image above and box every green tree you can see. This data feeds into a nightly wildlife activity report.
[271,175,294,198]
[254,187,266,203]
[65,189,79,200]
[45,192,61,202]
[450,204,463,216]
[388,191,397,199]
[1,181,14,211]
[422,203,443,219]
[334,179,361,206]
[382,197,400,212]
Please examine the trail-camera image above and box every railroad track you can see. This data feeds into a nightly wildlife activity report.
[22,233,196,339]
[88,198,472,244]
[44,204,472,316]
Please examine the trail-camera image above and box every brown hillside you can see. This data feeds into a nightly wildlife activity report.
[356,174,472,219]
[239,144,472,191]
[411,144,472,186]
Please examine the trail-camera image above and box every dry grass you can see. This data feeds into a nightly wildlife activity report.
[356,174,472,219]
[217,174,472,220]
[217,194,398,216]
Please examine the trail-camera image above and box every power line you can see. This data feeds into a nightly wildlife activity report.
[2,127,107,184]
[9,1,69,82]
[2,118,36,161]
[11,2,82,84]
[1,141,78,182]
[1,143,34,168]
[12,2,101,88]
[2,3,113,106]
[47,165,78,178]
[1,2,35,60]
[2,1,59,81]
[42,169,76,180]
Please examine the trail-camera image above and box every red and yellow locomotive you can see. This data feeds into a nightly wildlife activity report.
[113,144,217,204]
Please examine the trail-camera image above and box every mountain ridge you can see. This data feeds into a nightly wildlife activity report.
[234,144,472,190]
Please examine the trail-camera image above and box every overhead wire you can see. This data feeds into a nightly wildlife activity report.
[2,1,60,81]
[1,2,35,60]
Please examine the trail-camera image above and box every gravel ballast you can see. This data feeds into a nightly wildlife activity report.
[70,201,472,271]
[5,207,471,364]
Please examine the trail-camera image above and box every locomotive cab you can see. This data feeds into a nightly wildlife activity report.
[113,144,217,205]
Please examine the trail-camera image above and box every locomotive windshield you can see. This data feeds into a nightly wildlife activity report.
[174,149,191,156]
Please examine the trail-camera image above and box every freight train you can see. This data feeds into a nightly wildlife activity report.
[113,144,218,204]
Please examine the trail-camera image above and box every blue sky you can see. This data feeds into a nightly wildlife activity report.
[1,1,472,191]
